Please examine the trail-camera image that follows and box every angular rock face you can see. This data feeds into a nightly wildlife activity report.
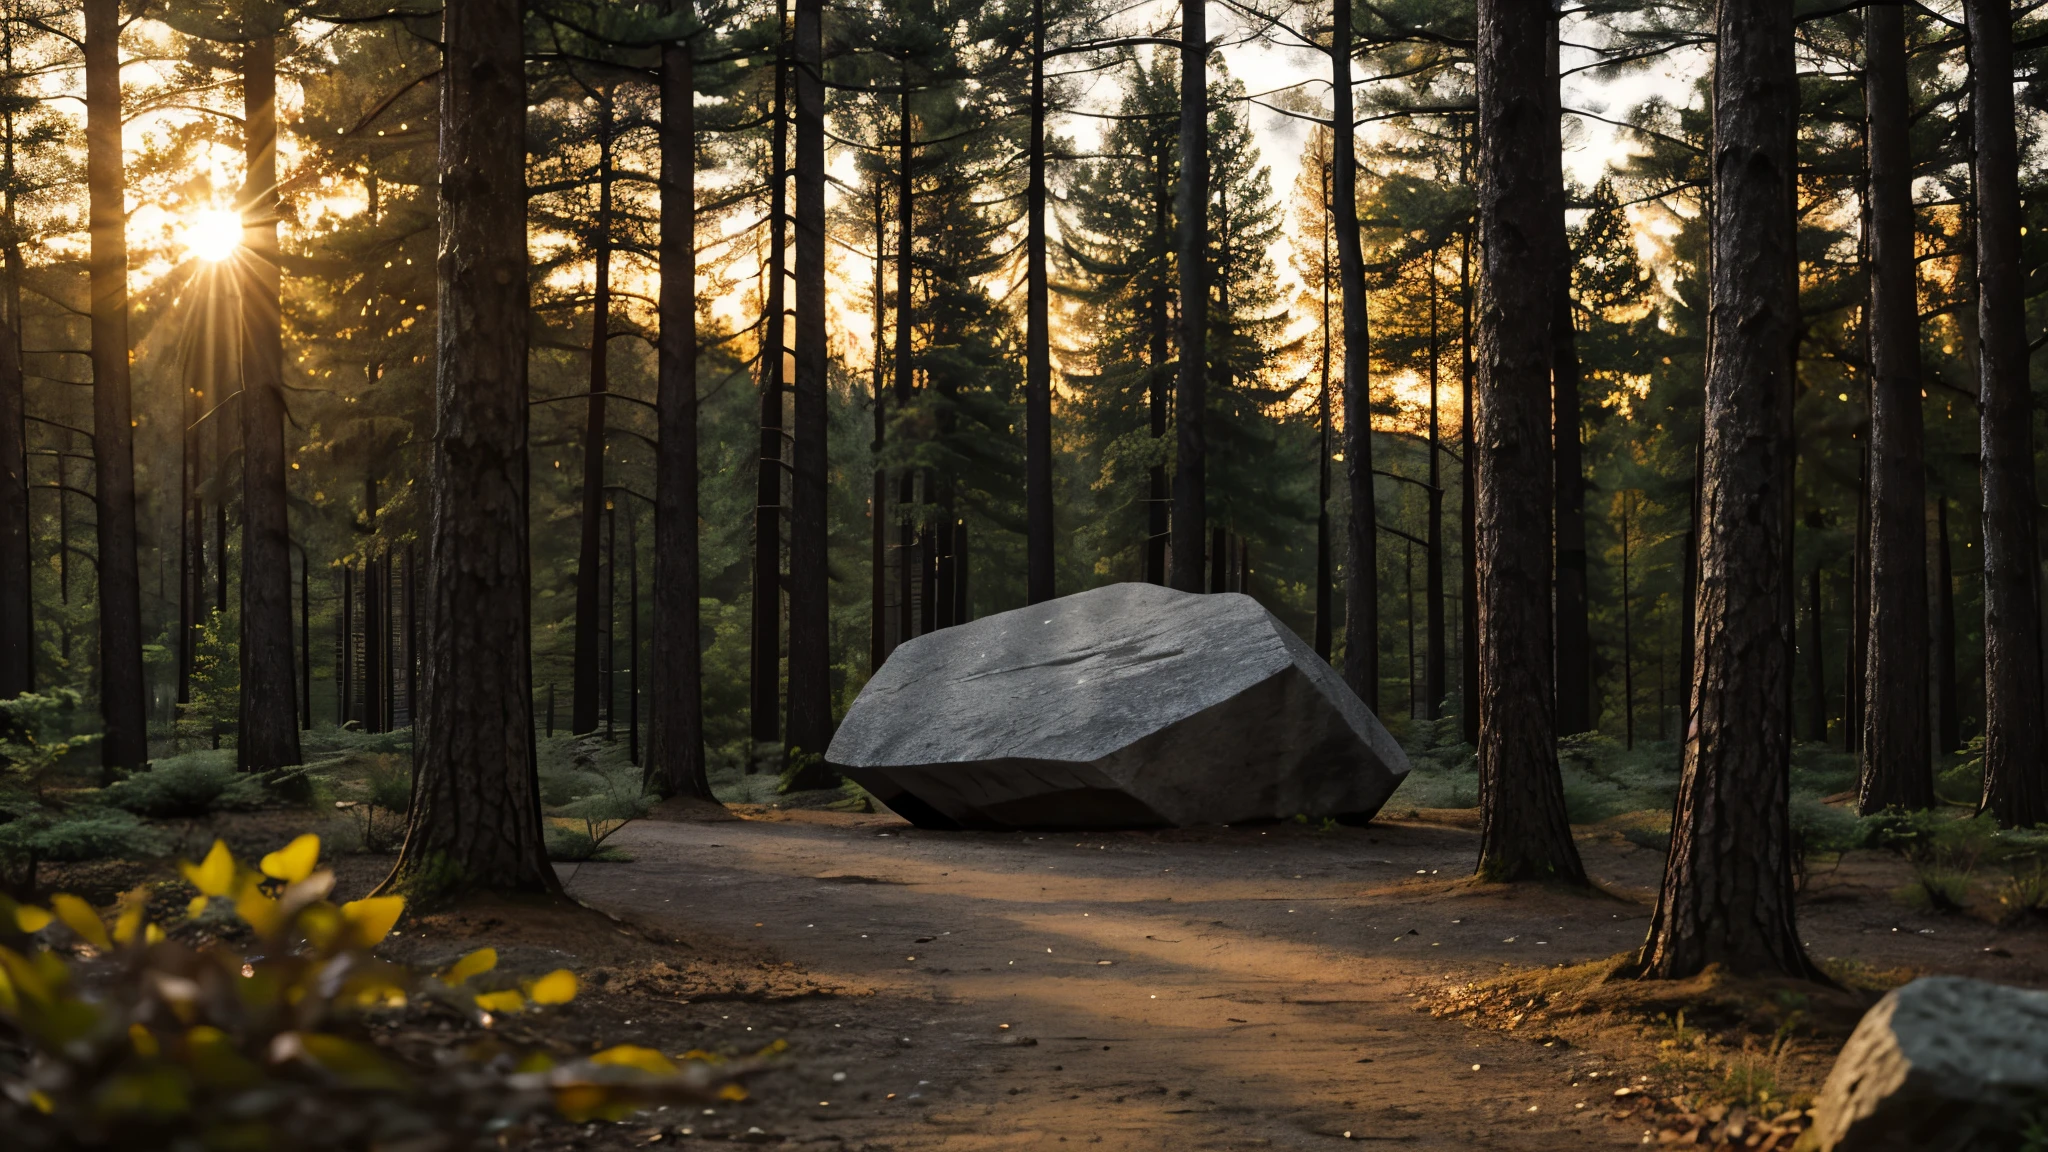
[1810,975,2048,1152]
[826,583,1409,830]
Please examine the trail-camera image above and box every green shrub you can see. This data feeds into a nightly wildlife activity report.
[103,754,266,818]
[0,836,738,1148]
[542,759,649,862]
[0,690,97,799]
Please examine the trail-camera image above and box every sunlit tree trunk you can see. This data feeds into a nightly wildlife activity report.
[1425,249,1445,718]
[384,0,556,899]
[1024,0,1053,603]
[0,19,27,707]
[1147,140,1170,587]
[1472,0,1584,885]
[572,95,614,736]
[1966,0,2045,827]
[1315,152,1333,659]
[1169,0,1207,594]
[1640,0,1816,979]
[648,27,710,800]
[237,33,301,773]
[84,0,145,773]
[894,67,915,647]
[1858,2,1931,813]
[784,0,833,778]
[1332,1,1376,705]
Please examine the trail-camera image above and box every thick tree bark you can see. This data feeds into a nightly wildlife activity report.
[1332,4,1377,706]
[784,0,832,777]
[384,0,556,898]
[752,24,788,748]
[572,98,613,735]
[648,32,710,800]
[1168,0,1208,594]
[84,0,145,772]
[1024,0,1053,604]
[1544,20,1590,737]
[1471,0,1584,885]
[1858,3,1931,813]
[236,34,301,773]
[1966,0,2046,827]
[1639,0,1816,979]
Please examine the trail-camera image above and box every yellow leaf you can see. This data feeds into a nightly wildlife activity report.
[50,894,111,951]
[441,947,497,986]
[13,905,51,933]
[28,1089,51,1114]
[144,924,165,946]
[260,835,321,884]
[111,891,147,947]
[297,903,342,951]
[339,896,404,949]
[181,841,237,898]
[130,1022,160,1057]
[590,1044,674,1074]
[185,896,209,921]
[718,1083,749,1102]
[0,965,15,1015]
[474,989,525,1014]
[527,968,577,1004]
[233,876,285,939]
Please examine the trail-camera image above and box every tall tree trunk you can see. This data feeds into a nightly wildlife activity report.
[1640,0,1816,979]
[1935,499,1960,754]
[1858,3,1931,813]
[237,33,301,772]
[1024,0,1053,604]
[572,97,614,735]
[1332,3,1377,705]
[649,29,710,800]
[1472,0,1584,885]
[1426,248,1445,718]
[1147,144,1170,587]
[1169,0,1208,594]
[1315,152,1333,659]
[1847,437,1868,752]
[1461,192,1479,746]
[1966,0,2045,827]
[871,180,887,667]
[383,0,556,899]
[1545,18,1591,737]
[895,67,916,646]
[752,19,788,749]
[84,0,145,773]
[0,21,28,707]
[785,0,833,776]
[1621,493,1635,748]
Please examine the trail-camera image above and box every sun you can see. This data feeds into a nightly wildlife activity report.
[179,208,243,262]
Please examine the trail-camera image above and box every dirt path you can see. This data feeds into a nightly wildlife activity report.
[560,813,1688,1149]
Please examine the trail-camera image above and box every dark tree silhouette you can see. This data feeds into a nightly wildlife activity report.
[236,31,302,773]
[1024,0,1054,604]
[384,0,557,899]
[752,12,788,750]
[1544,20,1589,737]
[784,0,833,777]
[1857,1,1930,813]
[1966,0,2045,828]
[1168,0,1207,593]
[0,308,23,704]
[1640,0,1817,979]
[649,18,711,801]
[571,90,616,736]
[1471,0,1583,885]
[1331,0,1376,706]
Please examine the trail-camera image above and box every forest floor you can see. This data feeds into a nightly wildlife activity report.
[39,785,2047,1150]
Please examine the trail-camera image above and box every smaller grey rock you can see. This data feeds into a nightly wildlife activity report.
[1810,975,2048,1152]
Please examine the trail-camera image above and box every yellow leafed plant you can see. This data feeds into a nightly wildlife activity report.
[0,837,748,1149]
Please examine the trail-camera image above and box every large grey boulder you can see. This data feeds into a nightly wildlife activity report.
[826,583,1408,830]
[1809,975,2048,1152]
